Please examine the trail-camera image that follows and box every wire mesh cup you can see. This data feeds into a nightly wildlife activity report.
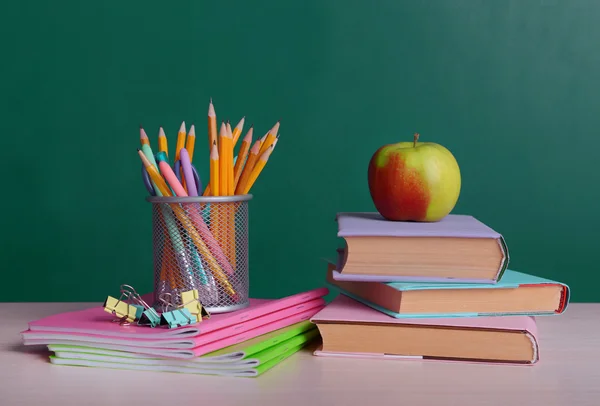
[146,194,252,314]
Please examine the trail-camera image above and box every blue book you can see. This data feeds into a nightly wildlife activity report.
[325,262,569,318]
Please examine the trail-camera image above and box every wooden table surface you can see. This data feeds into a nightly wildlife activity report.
[1,302,599,405]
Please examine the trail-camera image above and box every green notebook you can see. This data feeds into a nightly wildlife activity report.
[48,320,316,366]
[49,327,319,377]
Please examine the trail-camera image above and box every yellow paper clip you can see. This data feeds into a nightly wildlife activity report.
[180,289,210,323]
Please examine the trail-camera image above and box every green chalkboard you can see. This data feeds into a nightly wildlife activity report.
[1,1,598,302]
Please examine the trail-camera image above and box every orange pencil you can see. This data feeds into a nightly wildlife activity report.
[185,124,196,162]
[157,127,168,157]
[175,121,186,162]
[219,123,233,196]
[258,132,268,150]
[226,121,232,139]
[208,99,218,149]
[233,126,253,188]
[226,122,235,195]
[258,121,279,156]
[235,139,261,195]
[240,145,274,194]
[210,141,220,196]
[140,126,150,146]
[231,117,246,146]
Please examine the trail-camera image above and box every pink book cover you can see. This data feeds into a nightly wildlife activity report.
[23,287,328,340]
[25,305,325,359]
[310,295,539,365]
[334,212,509,284]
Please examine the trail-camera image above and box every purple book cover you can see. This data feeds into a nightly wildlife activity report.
[337,212,501,238]
[334,212,509,284]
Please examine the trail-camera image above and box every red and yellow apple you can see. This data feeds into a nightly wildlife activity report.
[367,133,461,222]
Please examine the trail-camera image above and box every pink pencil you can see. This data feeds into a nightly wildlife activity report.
[158,161,187,197]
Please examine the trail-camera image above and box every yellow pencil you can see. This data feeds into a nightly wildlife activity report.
[226,121,232,140]
[258,121,279,156]
[231,117,246,147]
[175,121,186,162]
[226,123,235,195]
[140,126,150,146]
[208,98,218,150]
[185,124,196,162]
[218,123,231,196]
[233,126,253,188]
[235,139,261,195]
[241,145,273,194]
[258,132,268,150]
[158,127,168,157]
[138,149,171,196]
[210,140,220,196]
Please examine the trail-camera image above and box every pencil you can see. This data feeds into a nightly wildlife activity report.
[138,149,171,196]
[226,121,232,141]
[258,121,279,156]
[231,117,246,147]
[233,126,253,188]
[158,127,168,158]
[219,122,234,196]
[140,126,150,146]
[226,122,235,195]
[208,99,217,150]
[210,140,220,196]
[240,145,274,194]
[175,121,186,162]
[258,132,268,150]
[235,139,261,195]
[185,124,196,162]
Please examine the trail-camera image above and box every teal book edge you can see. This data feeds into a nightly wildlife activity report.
[326,269,570,319]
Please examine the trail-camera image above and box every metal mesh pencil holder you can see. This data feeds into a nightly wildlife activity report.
[146,194,252,314]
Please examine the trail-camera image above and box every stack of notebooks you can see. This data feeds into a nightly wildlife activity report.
[310,212,570,365]
[20,288,328,377]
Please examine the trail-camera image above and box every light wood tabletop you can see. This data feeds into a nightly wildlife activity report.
[1,302,599,406]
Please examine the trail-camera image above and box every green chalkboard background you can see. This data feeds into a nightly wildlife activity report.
[1,1,598,302]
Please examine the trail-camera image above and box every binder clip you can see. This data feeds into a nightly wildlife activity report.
[117,285,161,328]
[180,289,210,323]
[158,293,196,329]
[103,285,143,326]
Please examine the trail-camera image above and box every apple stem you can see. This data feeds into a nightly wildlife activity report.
[413,133,420,148]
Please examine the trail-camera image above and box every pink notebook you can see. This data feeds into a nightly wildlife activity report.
[23,297,325,349]
[24,305,325,359]
[24,287,328,339]
[311,295,539,365]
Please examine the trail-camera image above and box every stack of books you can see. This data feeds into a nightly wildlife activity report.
[311,212,569,365]
[20,288,328,377]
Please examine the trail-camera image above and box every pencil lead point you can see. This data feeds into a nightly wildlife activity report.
[210,97,212,103]
[139,124,143,129]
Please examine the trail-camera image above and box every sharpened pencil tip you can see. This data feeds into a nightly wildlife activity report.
[139,124,143,129]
